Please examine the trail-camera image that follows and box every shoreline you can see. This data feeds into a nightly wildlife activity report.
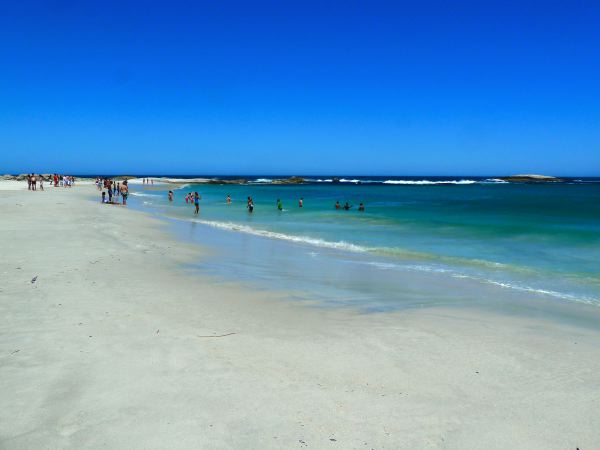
[2,183,600,448]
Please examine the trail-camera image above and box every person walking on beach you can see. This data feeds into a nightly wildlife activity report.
[120,180,129,205]
[108,183,113,203]
[194,192,200,214]
[31,174,37,191]
[39,176,44,191]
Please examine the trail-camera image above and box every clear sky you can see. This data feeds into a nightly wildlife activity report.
[1,1,598,175]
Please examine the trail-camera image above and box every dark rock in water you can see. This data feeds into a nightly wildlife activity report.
[498,174,564,183]
[205,178,247,184]
[272,176,305,184]
[332,177,341,184]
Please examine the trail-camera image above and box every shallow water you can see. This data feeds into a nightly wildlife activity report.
[129,176,600,314]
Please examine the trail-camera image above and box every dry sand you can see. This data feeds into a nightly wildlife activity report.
[1,182,599,449]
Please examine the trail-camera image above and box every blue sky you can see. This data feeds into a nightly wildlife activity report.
[1,1,598,175]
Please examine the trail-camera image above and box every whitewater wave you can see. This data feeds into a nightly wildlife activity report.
[305,178,488,185]
[130,192,161,198]
[383,179,478,185]
[250,178,273,183]
[186,219,369,253]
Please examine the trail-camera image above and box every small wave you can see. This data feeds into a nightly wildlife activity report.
[482,178,509,184]
[186,219,369,253]
[477,279,600,306]
[173,215,527,274]
[367,261,451,274]
[130,192,161,198]
[365,261,600,306]
[250,178,273,183]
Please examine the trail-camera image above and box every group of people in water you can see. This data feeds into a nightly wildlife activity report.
[26,174,74,191]
[167,191,365,214]
[177,191,201,214]
[97,178,129,205]
[335,200,365,211]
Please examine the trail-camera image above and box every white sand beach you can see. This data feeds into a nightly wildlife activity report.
[1,182,599,449]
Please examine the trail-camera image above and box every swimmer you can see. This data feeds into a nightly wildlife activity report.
[335,201,341,210]
[358,202,365,211]
[299,197,303,208]
[343,201,352,210]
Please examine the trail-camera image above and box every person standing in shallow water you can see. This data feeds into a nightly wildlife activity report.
[120,180,129,205]
[226,195,231,205]
[277,199,283,211]
[168,191,174,202]
[194,192,200,214]
[298,197,303,208]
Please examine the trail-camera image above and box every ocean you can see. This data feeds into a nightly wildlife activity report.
[128,176,600,317]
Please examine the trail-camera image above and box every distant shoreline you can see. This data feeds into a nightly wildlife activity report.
[5,174,598,186]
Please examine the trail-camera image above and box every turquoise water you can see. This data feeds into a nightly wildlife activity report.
[129,177,600,311]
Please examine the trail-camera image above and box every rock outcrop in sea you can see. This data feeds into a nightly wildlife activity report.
[498,174,564,183]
